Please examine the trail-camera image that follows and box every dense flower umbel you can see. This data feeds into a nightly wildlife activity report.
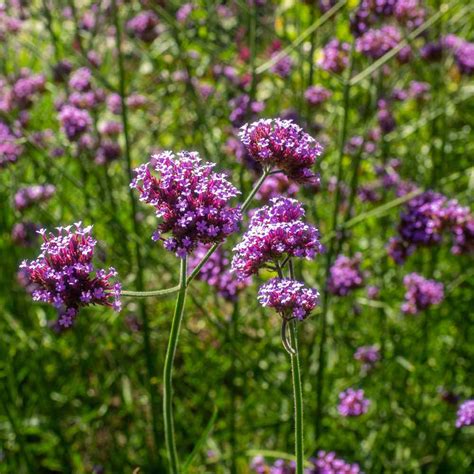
[312,451,363,473]
[19,223,121,330]
[188,245,250,302]
[328,254,364,296]
[131,151,241,257]
[232,198,323,279]
[238,118,323,184]
[455,400,474,428]
[338,388,370,417]
[258,278,319,320]
[401,273,444,315]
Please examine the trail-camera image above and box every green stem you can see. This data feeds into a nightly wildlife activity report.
[121,286,180,298]
[289,321,304,474]
[163,257,188,473]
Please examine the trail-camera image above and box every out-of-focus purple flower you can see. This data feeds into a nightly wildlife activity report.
[438,387,460,405]
[401,273,444,315]
[304,85,332,106]
[69,67,92,92]
[189,245,250,301]
[408,81,430,100]
[68,91,99,109]
[19,223,121,330]
[229,94,265,126]
[99,121,122,136]
[455,400,474,428]
[95,141,121,165]
[107,93,122,114]
[12,221,40,247]
[454,41,474,76]
[176,3,194,23]
[258,277,319,321]
[0,8,22,41]
[311,450,362,473]
[318,39,350,74]
[377,99,396,134]
[127,10,159,42]
[356,26,402,59]
[394,0,425,30]
[87,51,101,68]
[12,71,45,108]
[442,199,474,255]
[0,122,23,168]
[358,184,381,203]
[366,285,380,299]
[271,54,294,78]
[338,388,370,417]
[59,105,92,141]
[256,174,299,201]
[14,184,56,212]
[354,345,380,370]
[127,93,148,110]
[131,151,241,257]
[328,254,364,296]
[239,118,323,184]
[225,136,261,173]
[420,41,444,62]
[318,0,337,13]
[52,60,73,82]
[232,197,323,279]
[386,237,415,265]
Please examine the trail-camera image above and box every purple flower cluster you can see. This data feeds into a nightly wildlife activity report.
[304,85,332,107]
[388,191,474,264]
[69,67,92,92]
[229,94,265,126]
[19,223,121,330]
[232,197,323,279]
[455,400,474,428]
[239,118,323,184]
[442,34,474,76]
[356,25,402,59]
[251,452,362,473]
[354,345,381,370]
[256,173,299,201]
[59,105,92,141]
[271,54,294,78]
[258,277,319,320]
[12,221,40,247]
[377,99,396,134]
[126,10,159,43]
[0,121,23,167]
[188,245,250,302]
[318,39,351,74]
[328,254,364,296]
[131,151,241,257]
[338,388,370,417]
[14,184,56,212]
[401,273,444,315]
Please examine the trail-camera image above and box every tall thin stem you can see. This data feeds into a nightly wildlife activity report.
[289,321,304,474]
[163,257,188,473]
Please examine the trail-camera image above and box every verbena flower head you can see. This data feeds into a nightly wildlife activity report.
[131,151,241,257]
[0,121,23,168]
[59,105,92,141]
[14,184,55,211]
[256,173,299,201]
[318,39,351,74]
[232,197,323,279]
[239,118,323,184]
[304,85,333,106]
[338,388,370,417]
[356,25,402,59]
[354,345,380,370]
[402,273,444,315]
[126,10,159,42]
[328,254,364,296]
[454,41,474,75]
[311,451,362,473]
[258,278,319,320]
[456,400,474,428]
[19,223,121,331]
[69,67,92,92]
[188,245,250,302]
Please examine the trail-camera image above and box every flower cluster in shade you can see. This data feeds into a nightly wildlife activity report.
[455,400,474,428]
[131,151,241,257]
[328,254,364,296]
[388,191,474,264]
[258,278,319,321]
[338,388,371,417]
[251,451,362,473]
[401,273,444,315]
[14,184,55,212]
[19,223,121,331]
[188,245,250,302]
[239,118,323,184]
[126,10,160,42]
[354,345,381,370]
[318,39,351,74]
[232,197,323,279]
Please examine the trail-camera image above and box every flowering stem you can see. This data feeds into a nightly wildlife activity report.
[241,168,270,213]
[163,256,188,473]
[289,321,304,474]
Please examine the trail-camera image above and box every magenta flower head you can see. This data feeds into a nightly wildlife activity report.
[318,39,351,74]
[401,273,444,315]
[338,388,370,417]
[356,25,402,59]
[238,118,323,184]
[312,451,362,473]
[59,105,92,141]
[354,345,380,370]
[456,400,474,428]
[258,277,319,321]
[232,197,323,279]
[328,253,364,296]
[14,184,56,212]
[19,223,121,331]
[126,10,159,43]
[131,151,241,258]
